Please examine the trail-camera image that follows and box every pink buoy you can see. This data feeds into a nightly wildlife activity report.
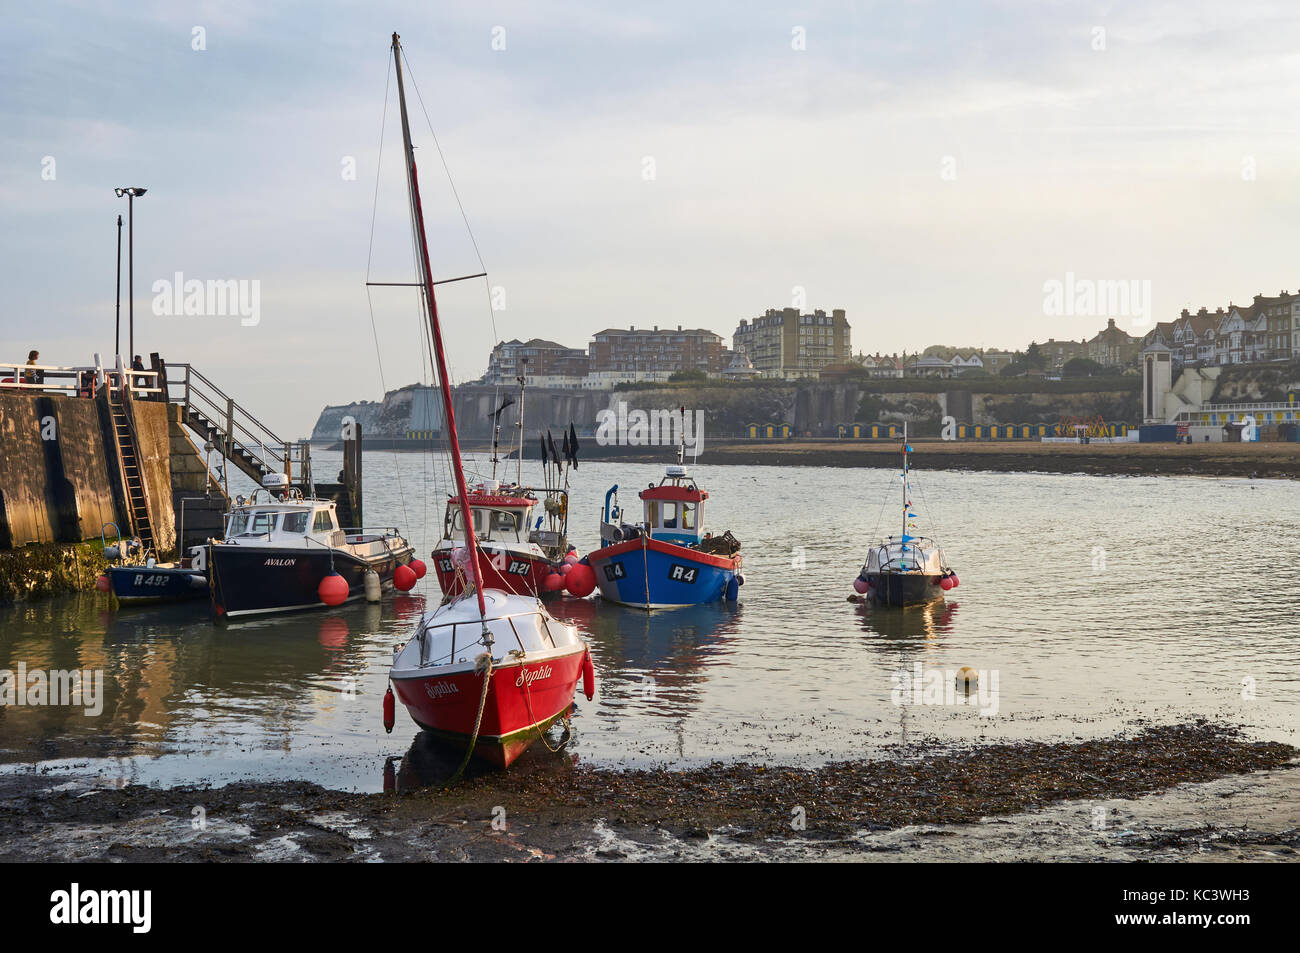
[563,553,579,565]
[940,576,954,591]
[853,577,870,594]
[559,562,572,575]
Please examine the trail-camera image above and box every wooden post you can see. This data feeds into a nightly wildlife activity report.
[225,396,235,466]
[343,422,362,527]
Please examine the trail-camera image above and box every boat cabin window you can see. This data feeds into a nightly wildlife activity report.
[249,511,276,535]
[680,502,695,529]
[229,510,276,537]
[492,510,521,534]
[450,508,488,538]
[282,511,309,535]
[646,501,658,526]
[312,510,335,533]
[661,502,679,528]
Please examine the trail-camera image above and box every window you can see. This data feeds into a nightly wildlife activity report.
[662,502,678,528]
[681,502,695,529]
[245,511,276,536]
[493,510,521,534]
[646,501,658,525]
[226,511,249,536]
[282,511,309,535]
[313,510,334,533]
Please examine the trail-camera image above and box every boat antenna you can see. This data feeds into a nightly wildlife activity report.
[901,421,910,562]
[678,405,686,466]
[391,32,489,633]
[487,394,514,482]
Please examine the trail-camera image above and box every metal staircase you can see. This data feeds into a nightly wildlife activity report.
[166,363,312,489]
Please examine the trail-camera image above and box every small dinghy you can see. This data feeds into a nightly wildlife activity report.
[854,425,959,607]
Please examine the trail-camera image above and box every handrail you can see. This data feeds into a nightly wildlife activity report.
[165,363,310,484]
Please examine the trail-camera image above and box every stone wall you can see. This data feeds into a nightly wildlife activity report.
[0,391,120,548]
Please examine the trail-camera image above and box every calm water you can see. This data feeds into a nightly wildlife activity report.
[0,450,1296,792]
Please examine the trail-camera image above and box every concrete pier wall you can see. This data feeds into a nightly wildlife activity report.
[0,392,178,555]
[0,392,120,548]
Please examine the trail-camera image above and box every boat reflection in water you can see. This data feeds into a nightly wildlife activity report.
[549,597,742,713]
[853,595,960,642]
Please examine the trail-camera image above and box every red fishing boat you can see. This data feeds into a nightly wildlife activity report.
[429,481,568,598]
[381,32,592,767]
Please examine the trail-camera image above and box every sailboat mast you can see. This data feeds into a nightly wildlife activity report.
[901,421,908,543]
[391,33,488,620]
[515,367,525,487]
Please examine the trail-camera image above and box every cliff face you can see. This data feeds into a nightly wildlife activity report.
[311,384,445,441]
[311,379,1143,442]
[1210,361,1300,403]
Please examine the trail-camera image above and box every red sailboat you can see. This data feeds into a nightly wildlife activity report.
[381,32,593,767]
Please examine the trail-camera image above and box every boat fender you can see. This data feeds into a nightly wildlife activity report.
[364,569,382,603]
[319,572,349,606]
[393,564,417,592]
[726,576,740,601]
[95,574,111,593]
[581,650,595,701]
[736,573,744,586]
[383,685,395,734]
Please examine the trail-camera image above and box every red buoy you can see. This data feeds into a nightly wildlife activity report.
[565,563,597,598]
[383,685,395,734]
[318,572,349,606]
[940,576,954,591]
[409,558,427,579]
[950,574,960,588]
[393,564,417,592]
[543,571,565,592]
[581,651,596,701]
[853,577,870,594]
[95,574,111,593]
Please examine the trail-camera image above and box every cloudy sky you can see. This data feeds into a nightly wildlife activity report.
[4,0,1300,435]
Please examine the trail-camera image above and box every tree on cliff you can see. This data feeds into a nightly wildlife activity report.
[1062,357,1106,378]
[669,369,709,383]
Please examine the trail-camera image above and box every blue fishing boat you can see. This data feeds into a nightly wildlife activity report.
[587,461,743,610]
[108,558,209,605]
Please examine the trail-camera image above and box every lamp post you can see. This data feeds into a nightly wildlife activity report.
[114,187,147,366]
[114,214,122,358]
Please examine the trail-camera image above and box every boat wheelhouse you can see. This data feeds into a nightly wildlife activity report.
[431,480,568,597]
[208,474,414,618]
[587,465,742,610]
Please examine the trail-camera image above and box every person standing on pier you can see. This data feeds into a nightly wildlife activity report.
[23,349,42,385]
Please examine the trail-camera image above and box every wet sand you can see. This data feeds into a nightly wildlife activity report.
[2,722,1293,862]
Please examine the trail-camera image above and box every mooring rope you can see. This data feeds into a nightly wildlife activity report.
[444,650,493,787]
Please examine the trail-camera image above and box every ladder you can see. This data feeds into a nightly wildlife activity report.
[107,388,154,552]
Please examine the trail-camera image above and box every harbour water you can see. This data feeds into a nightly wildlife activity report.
[0,450,1295,793]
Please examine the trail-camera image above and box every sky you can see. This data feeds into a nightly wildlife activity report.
[4,0,1300,436]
